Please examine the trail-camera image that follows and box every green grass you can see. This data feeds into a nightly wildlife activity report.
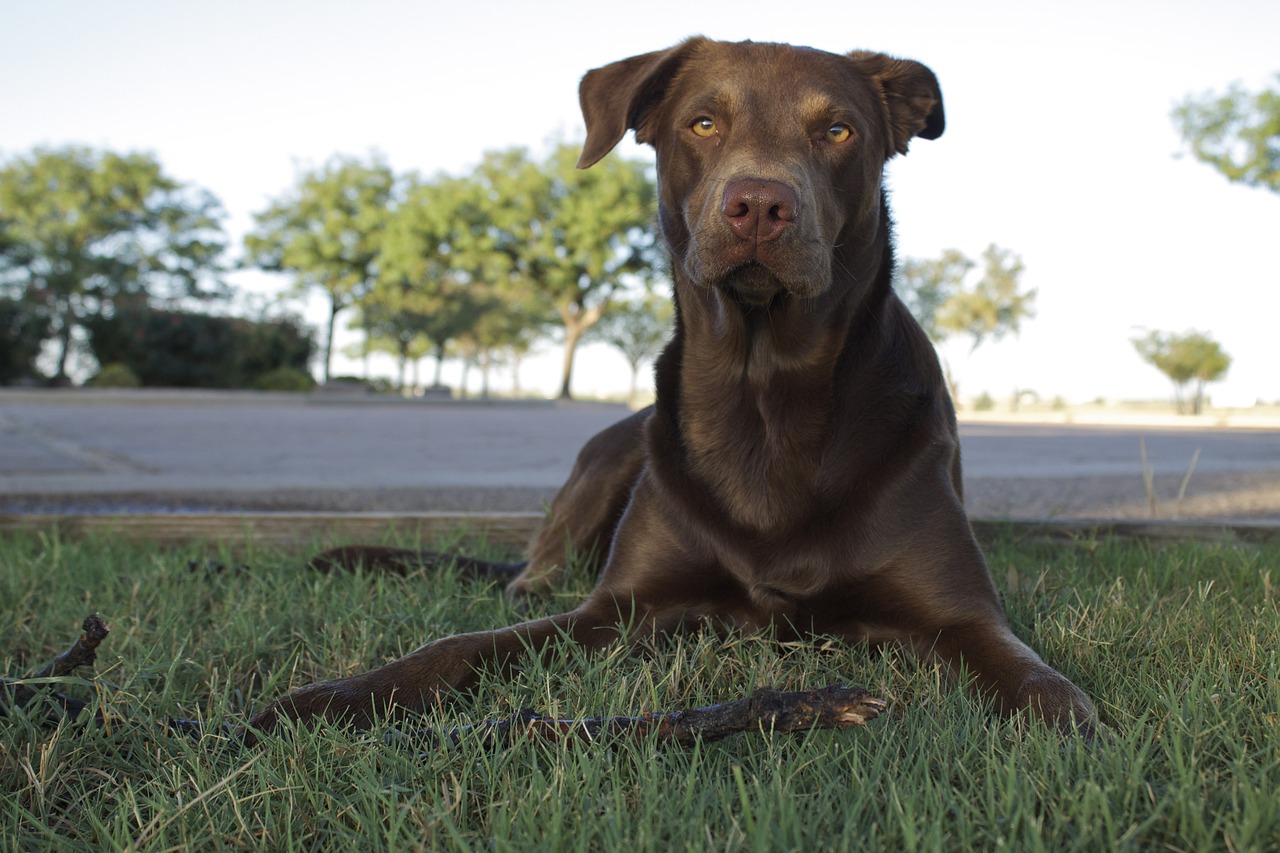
[2,529,1278,851]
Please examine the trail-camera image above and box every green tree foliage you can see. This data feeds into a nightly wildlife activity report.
[246,145,656,398]
[895,244,1036,400]
[936,245,1035,353]
[1172,75,1280,194]
[896,244,1035,352]
[0,296,50,384]
[85,306,314,388]
[245,155,396,382]
[896,249,973,343]
[589,289,674,406]
[0,146,228,381]
[472,145,659,399]
[363,174,513,392]
[1131,330,1231,415]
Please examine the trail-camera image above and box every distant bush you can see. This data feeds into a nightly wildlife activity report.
[325,375,397,393]
[89,363,142,388]
[0,297,50,385]
[85,307,315,388]
[974,392,996,411]
[253,366,315,392]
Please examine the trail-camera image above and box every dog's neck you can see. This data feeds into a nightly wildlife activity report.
[649,208,897,531]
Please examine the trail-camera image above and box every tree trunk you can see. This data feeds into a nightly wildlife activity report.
[323,301,339,384]
[480,348,492,399]
[361,317,372,380]
[397,340,409,395]
[559,325,581,400]
[558,303,605,400]
[54,322,74,384]
[511,350,524,397]
[627,357,641,408]
[432,342,445,387]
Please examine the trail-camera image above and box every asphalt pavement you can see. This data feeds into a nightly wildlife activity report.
[3,389,1279,520]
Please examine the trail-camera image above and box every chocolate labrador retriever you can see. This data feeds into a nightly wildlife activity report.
[251,37,1095,737]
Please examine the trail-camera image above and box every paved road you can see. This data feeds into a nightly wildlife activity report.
[2,390,1278,519]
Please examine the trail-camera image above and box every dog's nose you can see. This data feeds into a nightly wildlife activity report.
[721,179,797,242]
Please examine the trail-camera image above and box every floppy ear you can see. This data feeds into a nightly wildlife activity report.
[847,51,945,157]
[577,38,704,169]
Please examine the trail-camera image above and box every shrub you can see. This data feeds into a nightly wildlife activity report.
[253,366,315,392]
[85,307,315,388]
[89,362,142,388]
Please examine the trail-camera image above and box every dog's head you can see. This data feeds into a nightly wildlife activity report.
[577,38,943,305]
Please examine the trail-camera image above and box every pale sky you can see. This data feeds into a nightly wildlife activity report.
[4,0,1277,404]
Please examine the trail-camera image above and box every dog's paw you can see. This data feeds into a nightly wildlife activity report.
[1016,669,1098,739]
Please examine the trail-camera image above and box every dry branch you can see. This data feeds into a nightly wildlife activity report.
[379,685,887,752]
[1,614,109,723]
[6,615,886,752]
[164,686,887,749]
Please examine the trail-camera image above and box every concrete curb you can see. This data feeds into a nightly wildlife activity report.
[3,512,1277,551]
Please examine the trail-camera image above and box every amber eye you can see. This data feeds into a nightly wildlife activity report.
[691,117,717,138]
[826,123,852,143]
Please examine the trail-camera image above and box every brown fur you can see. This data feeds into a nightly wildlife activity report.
[251,38,1095,738]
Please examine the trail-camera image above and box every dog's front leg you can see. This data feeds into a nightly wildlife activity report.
[920,620,1097,737]
[248,603,624,737]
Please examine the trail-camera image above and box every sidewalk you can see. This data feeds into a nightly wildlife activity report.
[3,388,1278,520]
[6,387,1279,428]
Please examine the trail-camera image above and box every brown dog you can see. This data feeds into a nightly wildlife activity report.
[252,38,1095,737]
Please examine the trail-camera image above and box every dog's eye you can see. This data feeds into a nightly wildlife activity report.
[691,117,717,138]
[826,124,853,143]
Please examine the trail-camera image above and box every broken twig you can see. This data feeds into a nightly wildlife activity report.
[1,614,110,722]
[377,685,887,752]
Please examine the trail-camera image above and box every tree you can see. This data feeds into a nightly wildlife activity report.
[895,244,1036,398]
[896,249,973,343]
[472,144,659,399]
[245,155,396,382]
[368,174,512,391]
[0,146,228,381]
[1131,330,1231,415]
[347,293,440,393]
[589,289,674,406]
[1173,75,1280,194]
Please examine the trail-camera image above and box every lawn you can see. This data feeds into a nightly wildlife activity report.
[2,528,1277,851]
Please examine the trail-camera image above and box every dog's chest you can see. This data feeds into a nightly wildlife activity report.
[682,384,834,531]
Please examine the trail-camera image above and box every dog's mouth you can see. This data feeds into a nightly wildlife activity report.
[723,262,787,306]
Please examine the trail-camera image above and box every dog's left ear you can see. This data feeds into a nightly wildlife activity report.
[847,51,945,157]
[577,37,705,169]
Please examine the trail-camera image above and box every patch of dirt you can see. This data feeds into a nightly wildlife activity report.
[964,470,1280,521]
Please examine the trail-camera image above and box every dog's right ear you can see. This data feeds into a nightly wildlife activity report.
[846,51,945,158]
[577,38,703,169]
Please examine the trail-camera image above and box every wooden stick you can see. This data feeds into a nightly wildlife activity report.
[1,614,109,722]
[376,685,887,752]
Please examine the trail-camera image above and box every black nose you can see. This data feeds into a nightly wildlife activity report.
[721,179,797,242]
